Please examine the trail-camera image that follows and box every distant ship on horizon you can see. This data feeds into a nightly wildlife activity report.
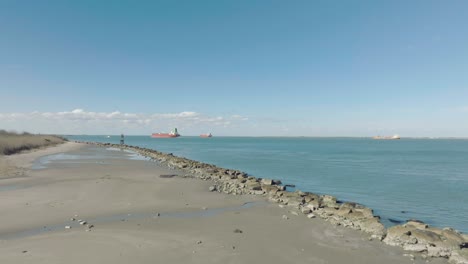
[373,134,401,140]
[151,128,180,138]
[200,133,212,138]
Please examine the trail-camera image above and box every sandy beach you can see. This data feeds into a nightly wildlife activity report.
[0,142,447,264]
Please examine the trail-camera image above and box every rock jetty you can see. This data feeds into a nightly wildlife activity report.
[81,141,468,263]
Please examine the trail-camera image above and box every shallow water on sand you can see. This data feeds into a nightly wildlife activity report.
[0,202,263,240]
[32,147,150,170]
[66,136,468,233]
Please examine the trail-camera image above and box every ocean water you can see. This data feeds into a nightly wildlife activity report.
[66,135,468,233]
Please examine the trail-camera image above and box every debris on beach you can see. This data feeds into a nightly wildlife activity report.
[282,215,289,220]
[65,226,71,229]
[233,229,243,234]
[289,210,299,216]
[160,174,177,178]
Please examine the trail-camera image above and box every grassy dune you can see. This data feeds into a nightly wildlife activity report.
[0,130,66,155]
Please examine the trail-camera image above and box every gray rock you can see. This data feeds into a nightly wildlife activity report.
[403,243,427,252]
[449,249,468,264]
[406,220,428,230]
[305,200,320,211]
[209,186,216,192]
[307,213,316,219]
[410,229,443,245]
[246,181,262,190]
[300,207,312,214]
[316,207,337,218]
[261,185,279,194]
[260,178,273,185]
[286,200,302,208]
[427,245,452,258]
[272,179,282,185]
[353,207,374,218]
[358,218,386,240]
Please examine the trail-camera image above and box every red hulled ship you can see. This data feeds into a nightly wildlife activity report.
[200,133,212,138]
[151,128,180,138]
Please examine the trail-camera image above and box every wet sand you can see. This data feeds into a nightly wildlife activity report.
[0,143,445,264]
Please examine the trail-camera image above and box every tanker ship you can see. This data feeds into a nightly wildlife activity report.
[151,128,180,138]
[200,133,212,138]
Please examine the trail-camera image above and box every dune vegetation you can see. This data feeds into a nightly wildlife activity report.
[0,130,66,155]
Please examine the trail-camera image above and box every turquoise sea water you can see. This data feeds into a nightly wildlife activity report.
[66,135,468,233]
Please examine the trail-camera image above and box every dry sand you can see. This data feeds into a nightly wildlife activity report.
[0,143,446,264]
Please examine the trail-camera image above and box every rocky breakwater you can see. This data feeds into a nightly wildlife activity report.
[81,141,468,263]
[383,220,468,263]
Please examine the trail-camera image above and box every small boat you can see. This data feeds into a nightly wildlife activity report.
[200,133,212,138]
[151,128,180,138]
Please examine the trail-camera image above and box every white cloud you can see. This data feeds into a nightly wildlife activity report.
[0,109,249,135]
[231,115,249,121]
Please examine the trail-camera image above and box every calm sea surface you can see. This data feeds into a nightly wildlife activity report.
[66,135,468,233]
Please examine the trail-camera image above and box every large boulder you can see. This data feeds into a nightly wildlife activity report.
[286,199,302,208]
[300,206,312,214]
[358,217,386,240]
[406,220,428,230]
[304,200,320,211]
[383,225,413,246]
[384,222,467,258]
[315,207,337,218]
[335,207,352,217]
[262,185,279,195]
[260,178,273,185]
[320,195,339,208]
[353,207,374,218]
[303,192,320,204]
[246,181,261,191]
[410,229,443,245]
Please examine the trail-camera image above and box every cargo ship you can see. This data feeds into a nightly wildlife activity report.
[151,128,180,138]
[372,134,400,140]
[200,133,212,138]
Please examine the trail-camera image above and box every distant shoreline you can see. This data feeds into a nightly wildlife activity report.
[66,135,468,139]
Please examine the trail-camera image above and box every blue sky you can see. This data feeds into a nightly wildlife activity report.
[1,0,467,136]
